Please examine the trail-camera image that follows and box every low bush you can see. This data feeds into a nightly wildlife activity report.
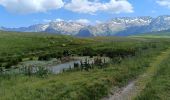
[20,65,50,77]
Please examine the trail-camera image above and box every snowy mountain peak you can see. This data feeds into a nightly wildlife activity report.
[2,15,170,37]
[149,15,170,31]
[110,16,153,26]
[45,21,86,35]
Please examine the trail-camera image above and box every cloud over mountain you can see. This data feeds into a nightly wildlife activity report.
[43,18,91,25]
[75,19,90,24]
[156,0,170,8]
[0,0,64,14]
[65,0,133,14]
[0,0,133,14]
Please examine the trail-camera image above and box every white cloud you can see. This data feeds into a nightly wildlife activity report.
[95,20,102,24]
[75,19,91,24]
[43,18,91,24]
[54,18,64,22]
[156,0,170,8]
[151,10,156,13]
[43,18,64,23]
[0,0,64,14]
[65,0,133,14]
[0,0,133,14]
[43,19,52,23]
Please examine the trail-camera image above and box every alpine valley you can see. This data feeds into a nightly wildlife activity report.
[1,15,170,37]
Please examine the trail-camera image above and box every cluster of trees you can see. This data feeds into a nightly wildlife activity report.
[81,47,96,57]
[97,48,136,58]
[0,56,22,68]
[38,50,71,61]
[1,42,158,69]
[72,47,137,58]
[35,47,137,68]
[0,46,137,70]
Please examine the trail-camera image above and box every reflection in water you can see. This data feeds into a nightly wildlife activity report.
[50,57,110,74]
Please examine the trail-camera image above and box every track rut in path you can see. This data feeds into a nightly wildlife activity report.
[102,49,170,100]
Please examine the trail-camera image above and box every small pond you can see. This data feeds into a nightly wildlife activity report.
[2,56,110,74]
[50,56,110,74]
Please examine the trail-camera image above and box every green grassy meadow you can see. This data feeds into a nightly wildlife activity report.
[135,52,170,100]
[1,31,170,100]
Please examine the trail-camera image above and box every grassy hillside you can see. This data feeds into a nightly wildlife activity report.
[131,31,170,38]
[0,31,93,56]
[0,31,142,58]
[136,53,170,100]
[0,31,97,68]
[0,31,152,68]
[0,48,164,100]
[1,31,170,99]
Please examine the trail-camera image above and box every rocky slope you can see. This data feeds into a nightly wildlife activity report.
[1,15,170,36]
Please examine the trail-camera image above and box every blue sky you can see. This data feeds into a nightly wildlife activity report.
[0,0,170,27]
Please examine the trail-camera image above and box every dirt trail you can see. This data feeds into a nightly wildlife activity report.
[102,49,170,100]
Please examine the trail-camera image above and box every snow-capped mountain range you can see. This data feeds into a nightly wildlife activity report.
[1,15,170,37]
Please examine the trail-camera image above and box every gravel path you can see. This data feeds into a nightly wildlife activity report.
[102,81,136,100]
[102,49,170,100]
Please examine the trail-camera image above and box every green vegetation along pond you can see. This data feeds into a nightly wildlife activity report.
[7,56,110,74]
[51,56,110,74]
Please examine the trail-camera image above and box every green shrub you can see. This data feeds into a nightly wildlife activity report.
[36,66,50,77]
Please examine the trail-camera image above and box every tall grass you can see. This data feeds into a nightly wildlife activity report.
[135,54,170,100]
[1,31,170,99]
[0,46,167,100]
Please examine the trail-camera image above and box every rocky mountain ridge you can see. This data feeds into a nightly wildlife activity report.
[1,15,170,37]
